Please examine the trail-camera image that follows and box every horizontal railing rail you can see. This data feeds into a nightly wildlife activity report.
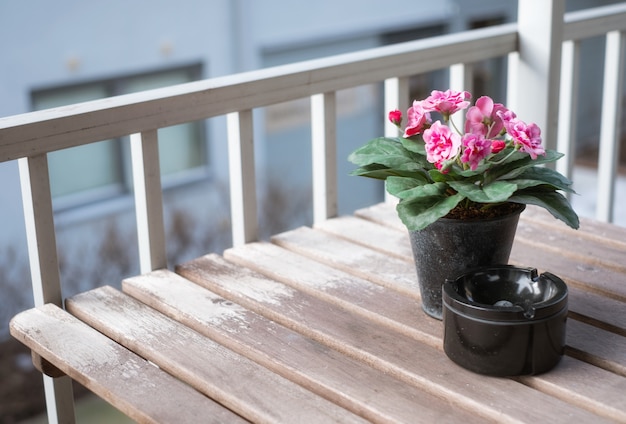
[564,2,626,40]
[1,1,625,422]
[0,23,518,162]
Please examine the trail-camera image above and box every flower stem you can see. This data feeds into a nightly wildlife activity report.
[490,145,518,164]
[449,116,462,136]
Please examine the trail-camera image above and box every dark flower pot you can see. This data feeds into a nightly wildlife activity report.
[408,204,525,320]
[442,266,568,376]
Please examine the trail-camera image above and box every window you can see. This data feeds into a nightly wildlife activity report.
[31,64,206,208]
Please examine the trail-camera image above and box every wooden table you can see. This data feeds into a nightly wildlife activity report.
[10,203,626,423]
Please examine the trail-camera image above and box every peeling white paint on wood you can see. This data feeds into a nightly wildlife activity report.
[271,226,420,298]
[123,269,490,423]
[180,254,298,306]
[66,286,365,423]
[124,269,250,331]
[9,304,249,423]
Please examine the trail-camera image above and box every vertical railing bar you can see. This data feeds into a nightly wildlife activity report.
[596,30,625,223]
[449,63,474,131]
[506,51,520,108]
[227,110,258,246]
[130,130,168,273]
[42,377,75,424]
[311,92,338,224]
[384,77,410,137]
[556,39,580,194]
[384,77,410,204]
[513,0,565,156]
[18,156,62,307]
[18,155,76,424]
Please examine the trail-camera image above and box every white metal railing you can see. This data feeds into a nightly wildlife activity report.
[558,2,626,222]
[1,1,625,422]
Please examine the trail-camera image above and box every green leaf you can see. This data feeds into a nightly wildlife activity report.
[347,137,417,168]
[349,164,391,180]
[396,193,465,231]
[428,169,451,183]
[508,189,580,229]
[508,167,575,193]
[486,150,564,183]
[399,137,427,155]
[386,179,446,200]
[448,180,518,203]
[457,162,491,177]
[350,164,433,181]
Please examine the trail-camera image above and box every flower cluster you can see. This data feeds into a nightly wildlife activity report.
[348,89,579,231]
[392,90,545,172]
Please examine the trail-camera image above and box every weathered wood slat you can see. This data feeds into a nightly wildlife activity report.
[9,304,246,424]
[123,269,484,424]
[271,226,419,300]
[566,289,626,337]
[354,202,405,231]
[65,286,365,424]
[315,215,412,260]
[176,254,611,423]
[223,241,439,346]
[349,206,626,280]
[566,320,626,376]
[518,356,626,423]
[356,202,626,251]
[515,219,626,278]
[521,204,626,247]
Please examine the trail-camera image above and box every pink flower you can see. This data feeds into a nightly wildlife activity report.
[403,101,431,137]
[388,109,402,126]
[504,119,545,159]
[422,89,471,116]
[497,109,517,124]
[423,121,462,169]
[464,96,508,138]
[491,140,506,154]
[461,133,492,171]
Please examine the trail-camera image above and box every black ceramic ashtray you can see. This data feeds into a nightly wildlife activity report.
[442,265,568,376]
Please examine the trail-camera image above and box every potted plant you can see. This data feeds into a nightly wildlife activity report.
[348,89,579,319]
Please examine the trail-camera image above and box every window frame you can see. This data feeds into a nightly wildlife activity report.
[30,63,209,214]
